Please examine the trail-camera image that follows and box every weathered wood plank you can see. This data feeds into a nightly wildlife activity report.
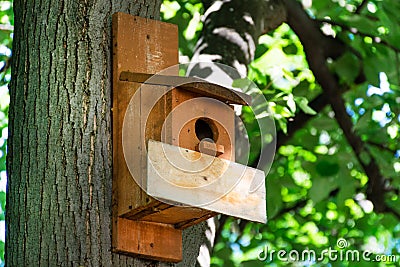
[112,12,178,213]
[112,12,181,259]
[114,218,182,262]
[147,140,267,223]
[115,81,143,216]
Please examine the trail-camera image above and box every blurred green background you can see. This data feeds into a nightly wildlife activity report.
[161,1,399,266]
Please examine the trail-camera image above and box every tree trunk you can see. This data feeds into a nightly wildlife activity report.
[191,0,286,76]
[6,1,198,266]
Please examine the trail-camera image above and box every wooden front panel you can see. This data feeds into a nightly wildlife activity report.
[112,13,183,260]
[169,89,235,161]
[112,12,178,217]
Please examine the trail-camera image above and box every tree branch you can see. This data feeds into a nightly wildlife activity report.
[355,0,368,14]
[385,205,400,221]
[190,0,286,77]
[315,18,400,54]
[283,0,387,212]
[366,141,398,154]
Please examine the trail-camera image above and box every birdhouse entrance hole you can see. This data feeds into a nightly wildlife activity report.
[195,118,217,142]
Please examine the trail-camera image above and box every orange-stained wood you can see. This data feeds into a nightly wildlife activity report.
[112,12,182,261]
[196,140,225,157]
[115,218,182,262]
[112,12,216,228]
[111,12,217,262]
[112,12,179,217]
[119,71,252,105]
[169,89,235,161]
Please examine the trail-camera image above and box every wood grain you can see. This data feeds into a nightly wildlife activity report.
[147,140,267,223]
[112,12,182,261]
[115,218,182,262]
[119,71,252,105]
[112,12,178,218]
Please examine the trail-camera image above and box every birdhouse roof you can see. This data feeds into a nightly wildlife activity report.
[119,71,251,105]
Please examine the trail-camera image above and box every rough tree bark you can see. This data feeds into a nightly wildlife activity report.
[6,0,199,266]
[191,0,285,77]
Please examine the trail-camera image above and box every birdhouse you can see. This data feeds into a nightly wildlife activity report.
[112,13,266,262]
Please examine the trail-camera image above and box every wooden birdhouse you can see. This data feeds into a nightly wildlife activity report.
[112,13,266,262]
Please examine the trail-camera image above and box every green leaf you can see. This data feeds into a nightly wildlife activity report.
[0,192,5,212]
[295,96,317,115]
[267,177,283,218]
[315,160,340,177]
[354,110,373,132]
[0,241,3,262]
[333,52,360,83]
[241,260,265,267]
[363,45,396,87]
[282,43,298,55]
[359,150,371,165]
[287,94,296,113]
[254,44,268,59]
[222,260,235,267]
[277,118,287,134]
[338,15,379,36]
[232,78,252,90]
[309,177,338,203]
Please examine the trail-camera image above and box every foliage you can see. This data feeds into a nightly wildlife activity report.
[162,0,204,60]
[162,0,400,266]
[0,0,12,265]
